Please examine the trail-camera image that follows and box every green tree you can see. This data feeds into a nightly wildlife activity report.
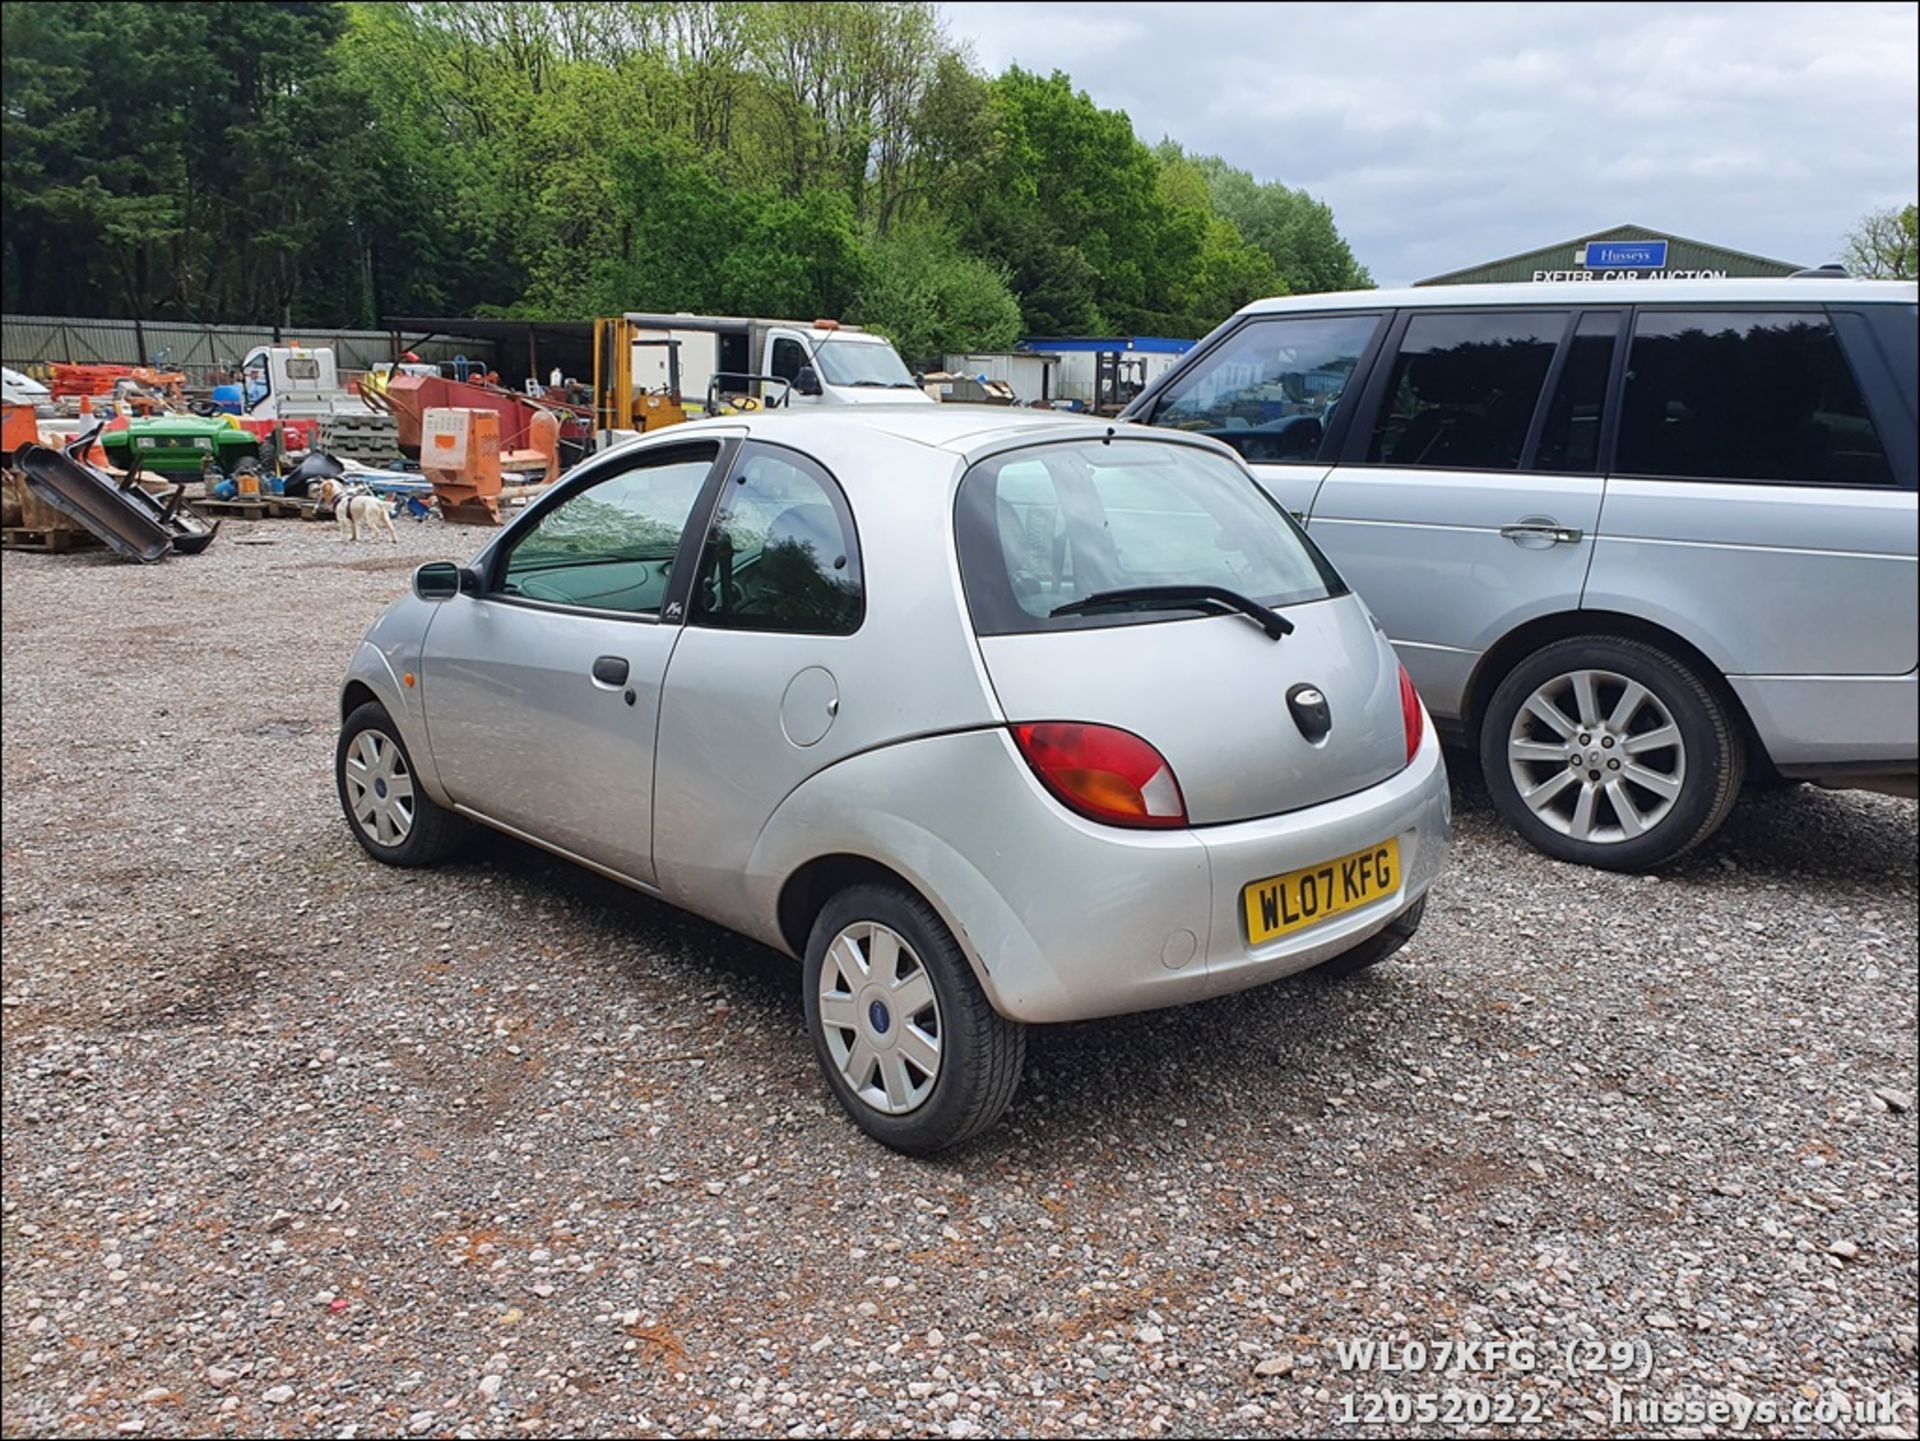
[954,68,1203,336]
[851,220,1023,365]
[2,1,1373,344]
[1841,203,1918,279]
[561,140,865,321]
[1,1,378,323]
[1171,147,1372,295]
[1154,147,1282,333]
[747,1,945,225]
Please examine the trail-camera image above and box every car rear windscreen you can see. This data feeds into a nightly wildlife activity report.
[954,438,1346,636]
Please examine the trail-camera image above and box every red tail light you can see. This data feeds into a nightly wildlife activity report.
[1399,664,1425,766]
[1012,722,1187,829]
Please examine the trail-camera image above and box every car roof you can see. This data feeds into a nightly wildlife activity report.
[1240,277,1919,314]
[697,403,1185,459]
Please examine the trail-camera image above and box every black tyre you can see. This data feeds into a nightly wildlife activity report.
[335,701,466,866]
[1479,636,1743,871]
[803,882,1025,1155]
[1311,896,1426,980]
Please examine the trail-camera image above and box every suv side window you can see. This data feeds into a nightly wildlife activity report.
[1151,314,1383,464]
[1616,309,1895,486]
[692,444,863,634]
[770,336,808,384]
[1365,311,1567,470]
[1534,311,1621,473]
[499,445,718,615]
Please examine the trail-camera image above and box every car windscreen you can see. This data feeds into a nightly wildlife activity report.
[954,438,1347,635]
[812,338,917,389]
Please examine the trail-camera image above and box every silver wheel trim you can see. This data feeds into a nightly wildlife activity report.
[817,921,942,1116]
[1507,667,1686,844]
[342,729,416,847]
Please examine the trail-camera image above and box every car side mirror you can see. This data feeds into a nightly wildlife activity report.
[794,365,823,397]
[413,561,467,602]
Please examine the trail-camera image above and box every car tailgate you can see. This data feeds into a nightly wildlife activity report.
[975,595,1407,824]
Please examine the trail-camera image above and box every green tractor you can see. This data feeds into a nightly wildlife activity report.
[99,415,260,478]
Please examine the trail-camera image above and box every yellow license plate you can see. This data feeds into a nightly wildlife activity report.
[1242,837,1402,945]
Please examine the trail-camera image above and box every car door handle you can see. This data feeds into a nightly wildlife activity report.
[1499,521,1583,545]
[590,655,630,687]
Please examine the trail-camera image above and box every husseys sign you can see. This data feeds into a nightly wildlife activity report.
[1533,239,1726,281]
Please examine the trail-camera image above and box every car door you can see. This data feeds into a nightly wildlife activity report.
[1587,303,1918,679]
[418,438,731,885]
[650,441,867,919]
[767,331,816,406]
[1144,311,1388,522]
[1304,307,1617,722]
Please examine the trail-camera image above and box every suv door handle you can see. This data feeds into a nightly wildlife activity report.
[591,655,630,687]
[1499,521,1583,545]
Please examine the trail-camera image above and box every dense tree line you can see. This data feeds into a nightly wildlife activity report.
[0,1,1372,361]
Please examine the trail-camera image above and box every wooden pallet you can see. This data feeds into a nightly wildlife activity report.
[192,498,267,519]
[2,525,103,554]
[195,496,312,520]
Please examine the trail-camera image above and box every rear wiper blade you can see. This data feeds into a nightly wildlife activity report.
[1050,585,1294,640]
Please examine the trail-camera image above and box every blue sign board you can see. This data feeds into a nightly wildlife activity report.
[1583,240,1668,269]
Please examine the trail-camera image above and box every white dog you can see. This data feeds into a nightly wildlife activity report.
[317,477,398,543]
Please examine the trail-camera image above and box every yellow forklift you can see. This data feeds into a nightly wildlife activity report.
[591,316,690,445]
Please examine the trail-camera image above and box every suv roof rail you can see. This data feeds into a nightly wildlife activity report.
[1788,263,1850,278]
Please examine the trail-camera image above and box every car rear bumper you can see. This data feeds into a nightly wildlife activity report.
[1188,729,1450,1003]
[970,724,1451,1024]
[1731,672,1918,769]
[746,723,1451,1028]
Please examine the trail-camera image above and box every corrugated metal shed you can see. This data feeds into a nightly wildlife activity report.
[1416,224,1804,286]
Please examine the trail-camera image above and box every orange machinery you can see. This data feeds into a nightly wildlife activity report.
[419,407,559,526]
[2,401,38,458]
[48,364,186,403]
[378,372,588,462]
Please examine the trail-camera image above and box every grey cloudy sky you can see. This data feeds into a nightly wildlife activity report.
[938,1,1919,287]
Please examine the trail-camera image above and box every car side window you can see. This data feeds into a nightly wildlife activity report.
[770,337,807,384]
[692,444,863,635]
[1151,314,1382,464]
[498,446,717,615]
[1365,311,1567,470]
[1616,309,1895,486]
[1534,311,1621,472]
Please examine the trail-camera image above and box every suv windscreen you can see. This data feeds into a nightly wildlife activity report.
[955,439,1345,636]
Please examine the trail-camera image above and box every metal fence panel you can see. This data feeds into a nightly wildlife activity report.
[2,314,495,387]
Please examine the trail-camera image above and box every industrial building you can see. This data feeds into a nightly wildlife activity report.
[1010,336,1195,408]
[1416,223,1804,286]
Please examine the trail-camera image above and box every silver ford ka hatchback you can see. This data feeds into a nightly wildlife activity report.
[336,408,1451,1151]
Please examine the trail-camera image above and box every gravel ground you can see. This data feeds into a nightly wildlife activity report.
[2,519,1916,1440]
